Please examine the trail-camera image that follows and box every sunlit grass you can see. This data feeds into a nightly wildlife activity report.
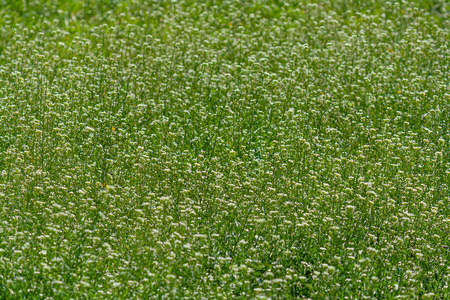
[0,0,450,299]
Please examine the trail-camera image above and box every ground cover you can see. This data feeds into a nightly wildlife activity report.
[0,0,450,298]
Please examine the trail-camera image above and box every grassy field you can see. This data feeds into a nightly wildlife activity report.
[1,0,450,298]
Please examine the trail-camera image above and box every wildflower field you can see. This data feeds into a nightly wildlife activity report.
[1,0,450,298]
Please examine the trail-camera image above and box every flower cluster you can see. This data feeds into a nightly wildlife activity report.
[0,0,449,298]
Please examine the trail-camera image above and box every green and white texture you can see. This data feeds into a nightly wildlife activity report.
[0,0,450,298]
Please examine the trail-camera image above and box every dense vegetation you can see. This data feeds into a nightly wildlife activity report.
[0,0,450,298]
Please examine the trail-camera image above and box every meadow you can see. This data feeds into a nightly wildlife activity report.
[0,0,450,298]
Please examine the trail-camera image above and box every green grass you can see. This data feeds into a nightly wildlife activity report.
[1,0,450,298]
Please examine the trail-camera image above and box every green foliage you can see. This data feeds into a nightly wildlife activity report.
[0,0,450,298]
